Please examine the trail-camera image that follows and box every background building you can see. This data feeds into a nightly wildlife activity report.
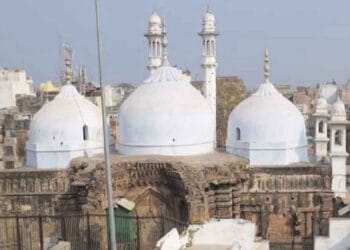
[0,68,34,109]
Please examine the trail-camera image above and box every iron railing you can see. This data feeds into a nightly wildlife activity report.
[0,213,188,250]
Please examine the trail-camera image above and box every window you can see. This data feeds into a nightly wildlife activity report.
[149,41,151,56]
[206,40,210,55]
[152,41,156,57]
[211,40,215,56]
[83,125,89,141]
[318,121,324,133]
[335,130,342,145]
[236,128,241,141]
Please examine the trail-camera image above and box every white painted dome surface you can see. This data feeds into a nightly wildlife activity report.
[149,12,161,25]
[226,80,308,166]
[202,9,216,33]
[204,11,215,23]
[331,95,346,120]
[148,12,162,34]
[118,61,215,156]
[26,84,103,169]
[314,96,329,116]
[316,97,328,110]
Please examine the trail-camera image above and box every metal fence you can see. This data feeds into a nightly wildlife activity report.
[270,242,313,250]
[0,213,188,250]
[269,216,329,250]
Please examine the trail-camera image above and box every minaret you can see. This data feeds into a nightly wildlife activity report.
[145,12,164,73]
[328,91,349,198]
[199,7,219,141]
[313,92,330,162]
[63,43,73,83]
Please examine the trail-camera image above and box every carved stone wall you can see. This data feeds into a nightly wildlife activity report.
[0,169,73,215]
[67,155,249,224]
[241,165,333,245]
[0,154,335,248]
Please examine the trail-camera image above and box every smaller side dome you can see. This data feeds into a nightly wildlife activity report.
[331,94,346,119]
[204,8,215,23]
[26,84,103,169]
[202,8,216,33]
[39,81,59,93]
[314,97,329,115]
[149,12,161,25]
[226,50,308,166]
[316,97,328,109]
[148,12,162,34]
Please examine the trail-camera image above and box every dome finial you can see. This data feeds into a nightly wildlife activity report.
[162,16,167,34]
[161,17,170,66]
[206,5,211,13]
[63,43,73,85]
[264,49,270,82]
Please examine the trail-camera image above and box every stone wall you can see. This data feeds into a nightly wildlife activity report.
[0,154,335,248]
[0,169,73,215]
[241,165,333,246]
[67,154,249,223]
[216,76,246,149]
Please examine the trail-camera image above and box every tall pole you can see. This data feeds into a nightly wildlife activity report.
[94,0,117,249]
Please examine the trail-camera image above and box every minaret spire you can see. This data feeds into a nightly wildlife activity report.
[264,49,270,83]
[206,5,211,13]
[63,43,73,84]
[161,17,170,66]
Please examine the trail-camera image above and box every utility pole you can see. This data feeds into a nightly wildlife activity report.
[94,0,117,249]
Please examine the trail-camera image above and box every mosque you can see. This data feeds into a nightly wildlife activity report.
[0,8,348,249]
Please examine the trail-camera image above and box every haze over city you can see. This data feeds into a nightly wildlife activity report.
[1,0,350,88]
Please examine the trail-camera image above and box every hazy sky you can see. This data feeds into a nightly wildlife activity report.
[1,0,350,89]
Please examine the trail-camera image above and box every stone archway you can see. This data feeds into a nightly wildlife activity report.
[134,187,174,217]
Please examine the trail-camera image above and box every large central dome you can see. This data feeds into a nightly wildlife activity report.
[226,51,308,166]
[118,59,215,156]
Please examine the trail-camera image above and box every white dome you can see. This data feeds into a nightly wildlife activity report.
[202,9,216,33]
[226,79,308,166]
[316,97,328,109]
[149,12,161,25]
[118,59,215,156]
[26,84,103,168]
[314,97,329,116]
[331,95,346,119]
[148,12,162,34]
[204,9,215,23]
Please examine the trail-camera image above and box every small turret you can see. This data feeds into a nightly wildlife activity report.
[145,12,164,73]
[328,90,349,198]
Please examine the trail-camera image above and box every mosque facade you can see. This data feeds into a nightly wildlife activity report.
[0,8,349,250]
